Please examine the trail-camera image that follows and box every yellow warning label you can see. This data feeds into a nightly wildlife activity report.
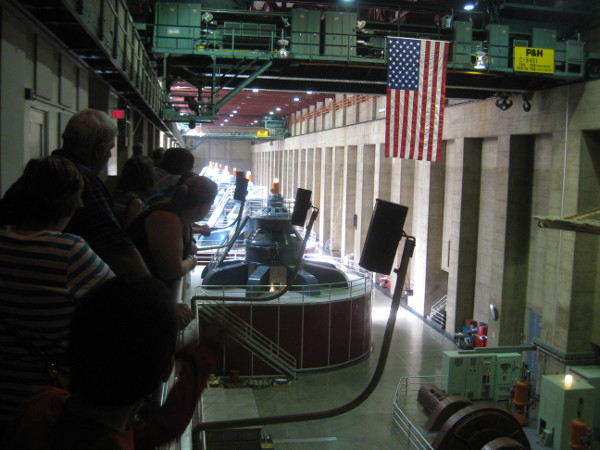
[514,47,554,74]
[256,129,269,138]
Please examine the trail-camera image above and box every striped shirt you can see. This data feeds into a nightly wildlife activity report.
[0,227,113,421]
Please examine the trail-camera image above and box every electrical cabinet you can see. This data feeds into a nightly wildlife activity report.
[290,9,320,56]
[538,374,595,450]
[324,11,357,57]
[441,351,521,401]
[495,353,522,400]
[487,24,509,69]
[566,365,600,443]
[532,28,556,50]
[452,21,475,68]
[155,2,202,50]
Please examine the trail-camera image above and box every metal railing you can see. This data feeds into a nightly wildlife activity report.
[207,185,236,228]
[428,294,447,330]
[392,375,442,450]
[193,272,372,305]
[196,299,296,378]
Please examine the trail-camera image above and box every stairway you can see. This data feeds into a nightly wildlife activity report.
[196,300,296,379]
[428,295,447,330]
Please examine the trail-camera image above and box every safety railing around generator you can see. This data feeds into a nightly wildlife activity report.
[392,375,443,450]
[193,275,372,305]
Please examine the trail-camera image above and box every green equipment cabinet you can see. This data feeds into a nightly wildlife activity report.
[487,24,509,69]
[154,2,202,51]
[290,9,320,57]
[441,351,521,401]
[452,21,475,68]
[537,374,595,450]
[566,365,600,443]
[324,11,357,57]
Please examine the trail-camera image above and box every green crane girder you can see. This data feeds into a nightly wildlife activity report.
[162,55,273,123]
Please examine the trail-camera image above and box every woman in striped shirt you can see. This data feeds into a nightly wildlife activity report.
[0,156,114,429]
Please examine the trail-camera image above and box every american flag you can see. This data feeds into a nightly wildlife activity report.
[385,38,449,161]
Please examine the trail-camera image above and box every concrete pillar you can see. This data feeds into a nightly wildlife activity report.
[315,101,324,132]
[298,147,306,190]
[494,135,535,346]
[410,153,447,316]
[445,138,482,334]
[305,148,314,191]
[311,147,321,234]
[355,144,376,259]
[319,147,332,247]
[375,143,391,202]
[342,145,357,258]
[329,146,344,255]
[473,137,502,338]
[572,131,600,351]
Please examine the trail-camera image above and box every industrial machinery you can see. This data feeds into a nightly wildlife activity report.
[442,351,522,402]
[537,374,595,450]
[416,383,531,449]
[151,1,600,125]
[201,182,348,295]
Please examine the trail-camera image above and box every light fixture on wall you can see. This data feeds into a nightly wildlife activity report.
[490,304,499,321]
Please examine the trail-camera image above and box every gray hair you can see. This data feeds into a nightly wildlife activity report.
[62,109,118,154]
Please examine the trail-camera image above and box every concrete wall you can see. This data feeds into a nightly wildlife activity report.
[0,2,175,195]
[252,80,600,369]
[184,138,252,177]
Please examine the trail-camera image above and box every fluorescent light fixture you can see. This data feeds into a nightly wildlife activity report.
[293,97,300,102]
[276,107,281,111]
[252,89,259,93]
[464,3,475,10]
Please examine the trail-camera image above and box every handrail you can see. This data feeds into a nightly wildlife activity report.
[207,185,236,228]
[430,294,447,312]
[392,375,441,450]
[194,275,372,305]
[196,300,296,377]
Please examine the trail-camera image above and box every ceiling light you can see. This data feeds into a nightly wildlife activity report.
[232,110,238,114]
[464,2,475,10]
[307,91,313,95]
[253,89,259,93]
[277,38,290,59]
[220,123,224,126]
[473,50,489,70]
[276,107,281,111]
[293,97,300,102]
[224,119,229,122]
[269,111,274,115]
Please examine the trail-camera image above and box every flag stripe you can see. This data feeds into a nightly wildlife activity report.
[385,38,449,161]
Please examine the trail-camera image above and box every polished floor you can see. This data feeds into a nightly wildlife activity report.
[194,284,546,449]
